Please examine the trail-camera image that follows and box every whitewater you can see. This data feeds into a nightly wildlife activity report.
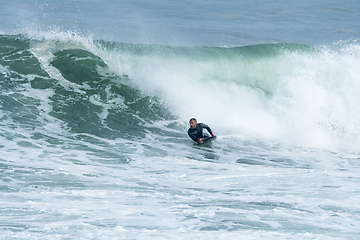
[1,0,360,239]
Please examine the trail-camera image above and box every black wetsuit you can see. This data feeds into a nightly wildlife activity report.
[188,123,213,142]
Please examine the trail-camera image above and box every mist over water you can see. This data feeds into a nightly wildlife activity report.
[1,0,360,239]
[2,0,360,46]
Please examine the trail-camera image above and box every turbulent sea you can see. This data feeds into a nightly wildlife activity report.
[1,0,360,239]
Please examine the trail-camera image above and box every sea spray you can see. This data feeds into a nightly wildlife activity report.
[86,38,360,150]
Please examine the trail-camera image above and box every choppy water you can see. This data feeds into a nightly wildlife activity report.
[1,0,360,239]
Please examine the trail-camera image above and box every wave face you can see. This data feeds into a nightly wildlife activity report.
[2,34,359,150]
[1,34,174,139]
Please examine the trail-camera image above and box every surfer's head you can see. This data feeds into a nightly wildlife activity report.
[189,118,197,129]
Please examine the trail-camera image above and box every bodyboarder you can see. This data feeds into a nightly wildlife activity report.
[188,118,215,143]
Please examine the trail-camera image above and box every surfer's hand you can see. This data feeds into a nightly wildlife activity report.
[211,133,215,136]
[198,138,203,143]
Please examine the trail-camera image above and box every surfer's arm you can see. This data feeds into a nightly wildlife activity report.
[188,129,200,142]
[202,123,215,136]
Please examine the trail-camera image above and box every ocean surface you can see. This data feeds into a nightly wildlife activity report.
[1,0,360,239]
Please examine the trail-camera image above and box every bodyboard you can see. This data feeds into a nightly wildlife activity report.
[201,136,217,143]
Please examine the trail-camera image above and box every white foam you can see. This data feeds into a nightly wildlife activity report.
[99,42,360,151]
